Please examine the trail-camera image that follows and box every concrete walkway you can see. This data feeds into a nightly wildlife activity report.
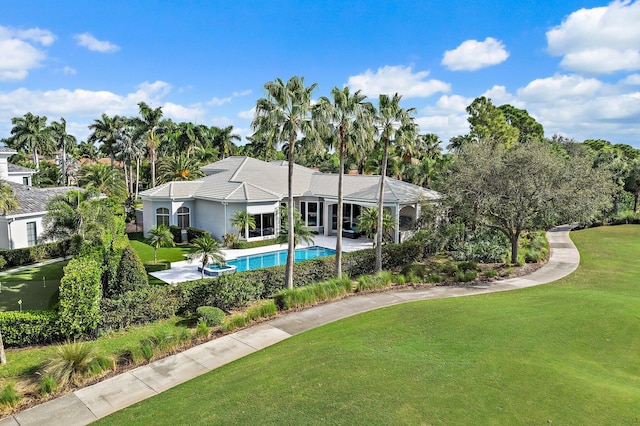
[0,226,579,426]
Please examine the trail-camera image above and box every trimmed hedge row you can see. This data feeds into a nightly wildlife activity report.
[143,260,171,273]
[232,239,278,250]
[0,310,61,347]
[100,286,177,331]
[186,226,210,242]
[0,238,77,270]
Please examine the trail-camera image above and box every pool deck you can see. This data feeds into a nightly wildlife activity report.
[150,235,373,284]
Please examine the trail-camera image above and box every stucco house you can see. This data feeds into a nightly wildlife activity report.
[140,156,439,243]
[0,147,75,249]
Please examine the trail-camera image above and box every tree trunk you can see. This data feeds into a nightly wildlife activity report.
[150,144,156,188]
[33,147,39,171]
[634,190,639,213]
[335,140,345,278]
[135,157,140,201]
[376,138,389,272]
[285,138,296,290]
[61,139,67,186]
[509,230,521,264]
[0,330,6,364]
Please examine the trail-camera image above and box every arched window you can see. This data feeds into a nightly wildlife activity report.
[156,207,170,227]
[177,206,190,229]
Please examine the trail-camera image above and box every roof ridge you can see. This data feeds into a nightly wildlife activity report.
[244,181,283,198]
[385,176,401,201]
[229,157,250,182]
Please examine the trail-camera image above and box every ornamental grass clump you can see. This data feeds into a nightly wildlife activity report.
[39,374,58,395]
[43,341,100,387]
[0,382,21,408]
[245,300,278,322]
[356,271,394,292]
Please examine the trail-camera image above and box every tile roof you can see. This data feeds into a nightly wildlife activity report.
[140,156,440,204]
[4,182,79,215]
[8,163,36,174]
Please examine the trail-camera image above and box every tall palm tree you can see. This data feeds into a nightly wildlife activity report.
[0,182,17,364]
[213,126,241,159]
[230,210,256,238]
[251,76,317,289]
[373,94,417,271]
[50,118,77,185]
[145,225,175,264]
[77,141,100,161]
[8,112,55,171]
[314,86,373,277]
[113,122,145,200]
[78,163,127,199]
[157,154,205,183]
[187,234,226,279]
[88,114,123,166]
[134,102,165,188]
[42,189,93,241]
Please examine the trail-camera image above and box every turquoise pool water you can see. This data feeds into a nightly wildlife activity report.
[220,246,336,273]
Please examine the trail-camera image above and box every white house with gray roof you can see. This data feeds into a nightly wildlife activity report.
[0,147,75,249]
[139,156,440,243]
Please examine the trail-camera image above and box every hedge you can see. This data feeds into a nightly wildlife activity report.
[58,252,103,337]
[100,286,177,331]
[169,225,183,243]
[186,227,210,242]
[0,310,61,347]
[177,273,265,314]
[143,260,171,273]
[0,238,76,270]
[232,239,279,250]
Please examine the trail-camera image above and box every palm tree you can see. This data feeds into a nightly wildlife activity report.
[50,118,77,185]
[230,210,255,239]
[187,234,226,279]
[113,122,145,200]
[251,76,317,289]
[88,114,123,166]
[8,112,55,171]
[42,189,93,241]
[0,182,17,364]
[76,141,100,161]
[278,206,315,247]
[134,102,165,188]
[356,207,394,247]
[314,86,373,277]
[157,154,205,184]
[373,94,417,271]
[145,225,175,264]
[78,163,127,199]
[213,126,241,159]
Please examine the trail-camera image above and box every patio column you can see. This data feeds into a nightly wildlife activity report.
[394,203,400,243]
[323,202,330,236]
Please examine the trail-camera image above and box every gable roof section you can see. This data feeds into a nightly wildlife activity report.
[141,181,204,198]
[8,163,36,175]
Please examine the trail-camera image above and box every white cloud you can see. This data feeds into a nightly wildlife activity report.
[162,102,205,122]
[232,89,252,97]
[621,74,640,85]
[63,66,77,75]
[518,74,602,102]
[347,65,450,98]
[238,107,255,120]
[0,25,54,81]
[481,85,522,107]
[546,1,640,73]
[208,96,232,106]
[442,37,509,71]
[73,33,120,53]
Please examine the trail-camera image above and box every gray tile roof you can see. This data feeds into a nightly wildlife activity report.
[8,163,36,174]
[4,182,79,215]
[0,147,17,154]
[140,156,440,204]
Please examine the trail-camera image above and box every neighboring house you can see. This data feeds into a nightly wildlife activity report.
[0,147,75,249]
[140,156,440,243]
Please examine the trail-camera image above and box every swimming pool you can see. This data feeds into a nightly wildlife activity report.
[219,246,336,273]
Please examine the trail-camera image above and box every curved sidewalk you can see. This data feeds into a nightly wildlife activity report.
[0,225,579,426]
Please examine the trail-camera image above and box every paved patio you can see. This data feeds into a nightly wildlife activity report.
[150,235,373,284]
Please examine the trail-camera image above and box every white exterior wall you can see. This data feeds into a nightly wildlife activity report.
[194,199,241,240]
[0,214,45,249]
[5,174,32,185]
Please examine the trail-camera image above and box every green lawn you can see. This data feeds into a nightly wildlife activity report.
[0,261,68,312]
[98,225,640,425]
[127,234,196,264]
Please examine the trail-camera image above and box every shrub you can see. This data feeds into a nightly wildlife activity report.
[519,231,549,263]
[100,247,121,300]
[485,269,498,279]
[196,306,226,327]
[395,274,406,285]
[111,246,149,297]
[186,226,210,242]
[169,225,183,243]
[0,382,21,408]
[245,300,278,321]
[194,320,210,338]
[448,228,509,263]
[457,261,480,272]
[426,273,444,283]
[58,251,103,338]
[0,238,75,269]
[401,263,427,279]
[222,314,248,333]
[40,374,58,395]
[44,341,99,387]
[0,256,6,270]
[143,260,171,272]
[177,274,265,314]
[438,261,459,276]
[0,310,61,347]
[223,233,238,248]
[100,286,177,331]
[455,271,478,282]
[356,271,394,292]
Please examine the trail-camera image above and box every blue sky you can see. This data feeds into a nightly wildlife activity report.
[1,0,639,148]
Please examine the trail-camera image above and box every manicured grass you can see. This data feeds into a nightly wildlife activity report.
[127,236,196,264]
[98,225,640,425]
[0,261,68,312]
